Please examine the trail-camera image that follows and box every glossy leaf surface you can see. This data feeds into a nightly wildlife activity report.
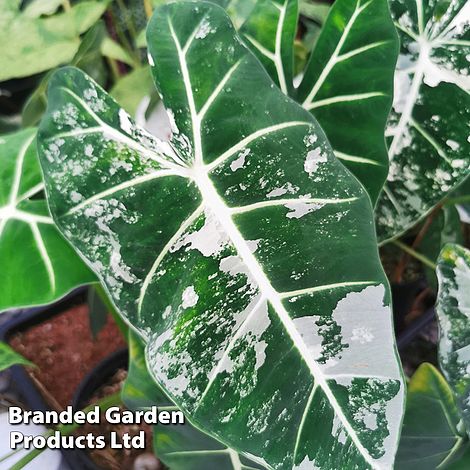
[396,363,469,469]
[437,243,470,435]
[38,3,404,468]
[0,129,95,312]
[123,333,265,470]
[0,0,108,81]
[240,0,398,204]
[375,1,470,242]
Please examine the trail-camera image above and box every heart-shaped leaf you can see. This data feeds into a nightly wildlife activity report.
[123,332,265,470]
[0,0,108,81]
[437,243,470,436]
[396,363,469,469]
[0,129,95,312]
[240,0,398,204]
[37,2,404,468]
[375,1,470,242]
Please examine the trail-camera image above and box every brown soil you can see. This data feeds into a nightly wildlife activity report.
[9,304,126,408]
[77,369,162,470]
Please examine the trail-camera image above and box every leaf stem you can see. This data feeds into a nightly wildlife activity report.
[143,0,153,19]
[392,240,437,271]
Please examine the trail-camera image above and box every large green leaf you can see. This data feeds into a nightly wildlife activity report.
[396,363,469,469]
[37,2,404,468]
[0,0,108,81]
[123,333,265,470]
[375,0,470,242]
[437,243,470,435]
[0,129,95,312]
[240,0,398,204]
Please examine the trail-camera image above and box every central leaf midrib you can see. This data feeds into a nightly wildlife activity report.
[193,169,376,467]
[165,12,378,466]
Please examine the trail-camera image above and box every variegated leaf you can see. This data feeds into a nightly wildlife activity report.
[240,0,398,204]
[0,0,108,81]
[37,2,404,468]
[0,129,95,312]
[375,1,470,242]
[123,332,265,470]
[437,243,470,435]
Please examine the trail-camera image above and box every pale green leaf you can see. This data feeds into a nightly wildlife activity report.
[37,3,404,468]
[0,0,108,81]
[437,243,470,436]
[0,129,96,312]
[375,0,470,242]
[0,341,32,370]
[396,363,469,469]
[110,66,155,117]
[100,36,136,67]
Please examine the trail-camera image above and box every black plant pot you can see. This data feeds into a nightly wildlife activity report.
[70,348,129,470]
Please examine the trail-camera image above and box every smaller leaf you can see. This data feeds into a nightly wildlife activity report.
[100,36,136,67]
[396,363,469,469]
[0,129,96,312]
[22,22,107,128]
[110,66,155,117]
[437,243,470,436]
[0,0,109,81]
[136,29,147,48]
[0,342,32,371]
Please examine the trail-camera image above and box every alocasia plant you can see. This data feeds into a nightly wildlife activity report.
[37,2,404,468]
[375,0,470,242]
[239,0,398,204]
[0,129,95,312]
[437,243,470,435]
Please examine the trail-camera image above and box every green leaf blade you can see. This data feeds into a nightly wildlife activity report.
[0,0,108,81]
[375,0,470,242]
[396,363,469,470]
[0,342,32,371]
[296,0,398,204]
[38,2,404,468]
[0,129,95,312]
